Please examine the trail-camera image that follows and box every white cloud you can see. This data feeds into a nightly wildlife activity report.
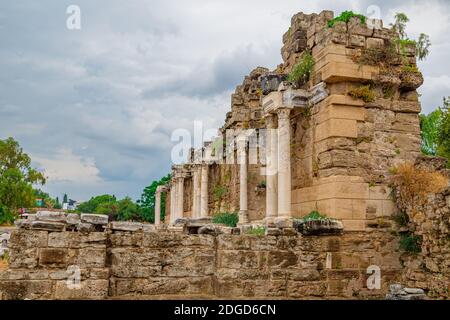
[34,148,102,184]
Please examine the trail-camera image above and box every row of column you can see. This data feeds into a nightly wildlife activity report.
[155,107,292,226]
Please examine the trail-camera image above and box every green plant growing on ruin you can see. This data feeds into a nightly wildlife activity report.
[303,210,328,221]
[347,85,375,103]
[390,12,409,40]
[212,212,238,227]
[257,181,266,189]
[420,108,443,156]
[355,42,398,68]
[399,233,422,254]
[246,226,266,236]
[402,64,420,74]
[327,10,366,28]
[436,97,450,166]
[213,184,229,201]
[287,50,314,85]
[390,13,431,61]
[392,211,409,228]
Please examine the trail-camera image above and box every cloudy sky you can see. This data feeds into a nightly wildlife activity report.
[1,0,449,201]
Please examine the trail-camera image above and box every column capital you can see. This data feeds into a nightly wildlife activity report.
[264,113,277,129]
[277,107,291,120]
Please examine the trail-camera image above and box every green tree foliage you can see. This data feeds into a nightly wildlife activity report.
[416,33,431,61]
[420,109,443,155]
[390,12,409,39]
[77,194,117,213]
[390,13,431,61]
[0,137,46,224]
[420,97,450,166]
[54,197,62,209]
[63,193,68,204]
[437,97,450,164]
[287,50,314,85]
[327,10,366,28]
[138,174,171,223]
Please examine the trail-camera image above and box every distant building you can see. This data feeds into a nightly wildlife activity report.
[63,199,78,211]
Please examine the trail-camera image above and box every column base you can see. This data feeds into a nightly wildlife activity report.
[238,210,249,224]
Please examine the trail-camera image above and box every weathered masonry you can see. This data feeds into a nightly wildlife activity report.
[161,10,422,231]
[0,221,403,300]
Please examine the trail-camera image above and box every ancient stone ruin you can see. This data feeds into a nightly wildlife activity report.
[0,10,448,300]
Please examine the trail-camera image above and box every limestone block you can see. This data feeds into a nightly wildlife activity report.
[341,220,366,231]
[287,281,327,298]
[36,211,67,223]
[76,222,95,233]
[31,220,65,232]
[0,280,53,300]
[80,214,108,225]
[8,248,39,268]
[48,232,106,249]
[8,229,47,249]
[110,221,143,232]
[39,248,68,267]
[348,16,373,37]
[315,118,358,141]
[366,37,384,49]
[315,104,365,124]
[66,213,80,225]
[109,247,162,278]
[72,248,106,268]
[109,231,143,247]
[320,61,379,83]
[348,34,365,47]
[54,279,109,300]
[218,250,260,269]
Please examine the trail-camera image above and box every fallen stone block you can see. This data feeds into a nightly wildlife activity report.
[66,213,81,225]
[80,214,108,225]
[142,224,157,233]
[110,221,143,232]
[36,211,67,223]
[198,224,223,235]
[294,219,343,236]
[14,219,31,229]
[77,222,96,233]
[31,220,65,232]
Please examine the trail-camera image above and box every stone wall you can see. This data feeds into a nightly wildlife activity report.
[0,222,403,300]
[395,156,450,299]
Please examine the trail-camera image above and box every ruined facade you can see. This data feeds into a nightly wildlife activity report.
[1,11,447,300]
[160,10,423,231]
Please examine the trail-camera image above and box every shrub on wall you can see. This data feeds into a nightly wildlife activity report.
[327,11,366,28]
[287,50,314,85]
[399,233,422,254]
[212,212,238,227]
[347,85,376,103]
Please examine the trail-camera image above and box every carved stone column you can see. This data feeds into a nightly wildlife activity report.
[200,164,209,217]
[276,108,292,221]
[155,186,162,226]
[176,175,184,220]
[238,136,249,224]
[169,181,176,224]
[192,165,201,218]
[265,114,278,222]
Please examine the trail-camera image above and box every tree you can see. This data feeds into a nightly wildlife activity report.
[63,193,68,204]
[420,97,450,166]
[0,137,45,223]
[420,109,443,155]
[390,13,431,61]
[416,33,431,61]
[437,97,450,165]
[76,194,116,213]
[138,174,171,223]
[117,197,142,221]
[54,197,62,210]
[391,12,409,39]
